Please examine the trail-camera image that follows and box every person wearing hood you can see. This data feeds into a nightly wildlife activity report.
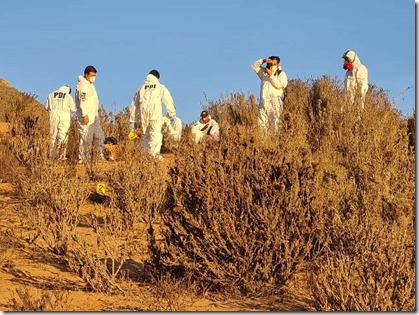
[252,56,288,131]
[342,50,369,108]
[191,110,220,143]
[44,85,76,160]
[75,65,106,163]
[129,69,177,159]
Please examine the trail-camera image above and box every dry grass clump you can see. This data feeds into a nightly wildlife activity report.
[16,164,90,255]
[104,145,168,229]
[8,286,71,311]
[310,213,415,311]
[0,230,17,267]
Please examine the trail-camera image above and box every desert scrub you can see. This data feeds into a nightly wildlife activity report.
[104,146,168,229]
[310,215,415,311]
[149,108,328,295]
[8,286,71,311]
[16,162,90,255]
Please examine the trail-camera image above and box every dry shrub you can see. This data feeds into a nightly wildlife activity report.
[14,163,89,255]
[104,146,168,229]
[310,215,415,311]
[99,105,130,141]
[0,83,49,168]
[139,274,200,311]
[148,77,414,307]
[65,205,144,294]
[0,230,17,267]
[8,286,71,311]
[149,93,328,296]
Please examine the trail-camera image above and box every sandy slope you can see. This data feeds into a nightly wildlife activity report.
[0,158,315,311]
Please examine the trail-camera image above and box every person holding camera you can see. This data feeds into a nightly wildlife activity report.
[251,56,288,131]
[191,110,220,144]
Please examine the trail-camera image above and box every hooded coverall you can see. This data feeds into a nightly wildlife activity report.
[44,85,76,160]
[129,74,176,157]
[252,59,288,131]
[75,75,105,162]
[343,50,369,108]
[191,116,220,143]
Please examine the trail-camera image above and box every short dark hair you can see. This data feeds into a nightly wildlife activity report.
[149,69,160,79]
[269,56,280,63]
[200,110,209,118]
[84,65,97,75]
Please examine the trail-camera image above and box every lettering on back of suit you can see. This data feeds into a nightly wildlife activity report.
[144,84,156,90]
[53,92,66,99]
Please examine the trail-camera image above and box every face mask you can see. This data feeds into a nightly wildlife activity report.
[89,76,97,83]
[271,65,278,73]
[343,63,353,70]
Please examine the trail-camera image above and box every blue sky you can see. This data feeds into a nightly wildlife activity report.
[0,0,415,124]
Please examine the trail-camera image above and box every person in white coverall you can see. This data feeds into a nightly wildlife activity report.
[44,85,76,160]
[191,110,220,143]
[129,69,177,158]
[75,65,106,163]
[252,56,288,131]
[342,50,369,109]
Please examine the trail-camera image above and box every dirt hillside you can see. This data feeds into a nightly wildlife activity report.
[0,160,315,311]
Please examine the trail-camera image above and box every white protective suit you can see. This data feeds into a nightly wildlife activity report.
[191,115,220,143]
[162,116,182,141]
[343,50,369,108]
[75,75,105,162]
[129,74,176,157]
[44,85,76,160]
[252,59,288,131]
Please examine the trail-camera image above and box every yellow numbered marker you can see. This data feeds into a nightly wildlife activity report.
[96,182,106,196]
[128,131,137,140]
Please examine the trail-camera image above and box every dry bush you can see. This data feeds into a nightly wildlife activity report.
[148,93,329,296]
[310,216,415,311]
[148,78,414,306]
[138,273,200,311]
[99,105,130,141]
[65,207,138,294]
[284,78,415,310]
[14,163,90,255]
[104,146,168,229]
[66,239,123,294]
[407,110,415,151]
[0,83,49,169]
[8,286,71,311]
[0,230,17,267]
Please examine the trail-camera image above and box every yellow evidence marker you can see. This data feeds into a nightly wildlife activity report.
[96,182,106,196]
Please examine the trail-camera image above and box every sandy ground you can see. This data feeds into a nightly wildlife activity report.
[0,158,315,311]
[0,123,10,133]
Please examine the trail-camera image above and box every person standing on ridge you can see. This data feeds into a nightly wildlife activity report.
[129,69,177,159]
[75,65,106,163]
[251,56,288,131]
[342,49,369,109]
[44,85,76,160]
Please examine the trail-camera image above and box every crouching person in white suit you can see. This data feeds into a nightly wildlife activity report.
[191,110,220,143]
